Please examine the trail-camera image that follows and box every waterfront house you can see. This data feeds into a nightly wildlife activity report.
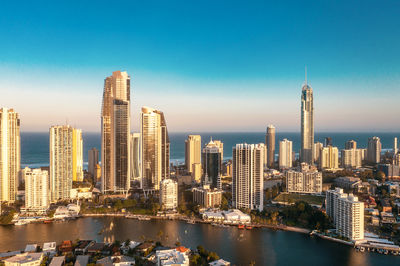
[4,253,43,266]
[0,251,22,261]
[74,240,94,255]
[49,256,65,266]
[24,244,37,253]
[87,243,108,256]
[136,242,154,256]
[58,241,73,254]
[74,255,89,266]
[97,255,135,266]
[120,241,140,255]
[43,242,57,257]
[156,249,189,266]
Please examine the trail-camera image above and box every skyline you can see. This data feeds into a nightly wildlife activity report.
[1,1,400,132]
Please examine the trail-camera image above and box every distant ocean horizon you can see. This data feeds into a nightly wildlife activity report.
[20,131,399,169]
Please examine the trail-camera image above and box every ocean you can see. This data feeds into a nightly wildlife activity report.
[21,132,399,168]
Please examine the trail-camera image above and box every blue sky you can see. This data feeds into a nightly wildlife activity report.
[0,0,399,132]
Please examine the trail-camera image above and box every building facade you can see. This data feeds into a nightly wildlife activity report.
[326,188,364,241]
[286,167,322,194]
[101,71,131,193]
[130,133,141,182]
[279,138,293,169]
[23,168,49,213]
[367,136,382,164]
[266,125,276,168]
[88,148,99,178]
[300,81,314,165]
[320,146,339,170]
[313,142,323,164]
[202,139,222,189]
[192,185,223,208]
[0,108,20,203]
[345,140,357,150]
[141,107,170,190]
[159,179,178,210]
[72,129,83,182]
[185,135,201,173]
[341,148,363,169]
[232,143,264,211]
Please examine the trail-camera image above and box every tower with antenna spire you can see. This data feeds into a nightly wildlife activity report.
[300,68,314,164]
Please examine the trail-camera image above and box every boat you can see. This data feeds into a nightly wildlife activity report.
[238,224,245,229]
[15,220,30,226]
[245,225,253,230]
[186,220,196,224]
[43,220,53,224]
[138,217,151,221]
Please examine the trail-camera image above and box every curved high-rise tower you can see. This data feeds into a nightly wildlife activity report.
[300,74,314,165]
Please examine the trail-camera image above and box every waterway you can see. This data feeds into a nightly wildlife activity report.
[0,217,398,265]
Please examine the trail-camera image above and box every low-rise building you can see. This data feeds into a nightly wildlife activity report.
[49,256,65,266]
[74,255,89,266]
[43,242,57,257]
[156,249,189,266]
[286,166,322,194]
[4,253,43,266]
[193,185,223,208]
[97,256,135,266]
[201,209,251,224]
[334,176,362,190]
[209,259,231,266]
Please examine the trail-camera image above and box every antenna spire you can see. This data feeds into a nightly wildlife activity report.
[305,66,307,85]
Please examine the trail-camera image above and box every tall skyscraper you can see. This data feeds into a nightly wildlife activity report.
[266,125,276,168]
[23,167,49,213]
[232,143,264,211]
[101,71,131,193]
[394,137,398,155]
[367,136,382,164]
[141,107,170,190]
[50,125,81,202]
[159,179,178,211]
[88,148,99,178]
[345,140,357,150]
[130,133,141,182]
[279,139,293,169]
[72,129,83,182]
[202,139,222,189]
[300,74,314,165]
[320,146,339,170]
[185,135,201,173]
[0,108,20,203]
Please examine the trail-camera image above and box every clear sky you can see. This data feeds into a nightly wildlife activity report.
[1,0,399,132]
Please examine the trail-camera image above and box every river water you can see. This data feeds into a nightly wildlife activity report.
[0,217,398,265]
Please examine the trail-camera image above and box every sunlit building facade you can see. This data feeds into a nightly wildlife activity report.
[300,82,314,165]
[0,108,20,203]
[23,167,49,213]
[159,179,178,210]
[72,129,83,182]
[141,107,170,190]
[232,143,264,211]
[320,146,339,170]
[130,133,141,181]
[266,125,276,168]
[279,138,293,169]
[185,135,201,173]
[367,136,381,164]
[101,71,131,193]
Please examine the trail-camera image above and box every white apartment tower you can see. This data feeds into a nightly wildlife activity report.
[141,107,170,190]
[159,179,178,210]
[185,135,201,173]
[0,108,20,203]
[286,168,322,194]
[23,167,49,213]
[367,136,381,164]
[279,139,293,169]
[320,146,339,170]
[232,143,264,211]
[101,71,131,193]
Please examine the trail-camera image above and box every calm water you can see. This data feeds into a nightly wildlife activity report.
[0,217,398,265]
[21,132,399,168]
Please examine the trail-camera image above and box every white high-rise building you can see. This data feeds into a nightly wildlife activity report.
[320,146,339,170]
[72,129,83,182]
[341,148,363,169]
[394,137,398,155]
[232,143,264,211]
[0,108,20,203]
[279,139,293,169]
[326,188,364,241]
[300,73,314,165]
[88,148,99,178]
[23,167,49,213]
[266,125,276,168]
[286,167,322,194]
[50,125,82,202]
[141,107,170,190]
[185,135,201,173]
[313,142,323,164]
[159,179,178,210]
[367,136,381,164]
[101,71,131,193]
[130,133,141,182]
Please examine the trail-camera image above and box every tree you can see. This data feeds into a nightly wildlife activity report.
[376,171,386,182]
